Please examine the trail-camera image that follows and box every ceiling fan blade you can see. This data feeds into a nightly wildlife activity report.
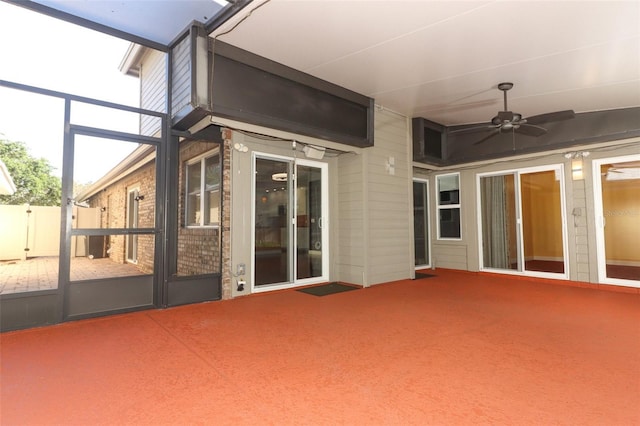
[526,110,575,125]
[611,161,640,168]
[515,123,547,137]
[449,125,496,135]
[473,129,500,145]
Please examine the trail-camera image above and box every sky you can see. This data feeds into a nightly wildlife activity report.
[0,1,144,184]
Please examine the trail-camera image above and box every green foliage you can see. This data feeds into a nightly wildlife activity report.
[0,138,62,206]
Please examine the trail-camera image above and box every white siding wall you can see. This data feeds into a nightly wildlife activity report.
[571,178,591,282]
[336,109,414,286]
[420,138,639,286]
[365,110,413,285]
[337,150,366,284]
[139,49,166,137]
[171,35,192,119]
[433,244,468,270]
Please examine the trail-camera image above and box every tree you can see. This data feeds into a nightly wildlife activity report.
[0,138,61,206]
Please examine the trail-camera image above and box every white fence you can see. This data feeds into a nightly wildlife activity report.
[0,205,99,261]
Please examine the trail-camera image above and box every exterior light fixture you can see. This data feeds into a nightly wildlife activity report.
[302,145,325,159]
[571,159,584,180]
[565,151,589,180]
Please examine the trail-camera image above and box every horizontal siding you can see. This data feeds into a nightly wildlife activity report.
[367,109,412,283]
[140,49,166,137]
[337,152,365,283]
[572,179,590,282]
[339,267,365,286]
[171,35,192,118]
[433,243,468,270]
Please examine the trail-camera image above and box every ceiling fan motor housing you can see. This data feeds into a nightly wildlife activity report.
[492,111,522,127]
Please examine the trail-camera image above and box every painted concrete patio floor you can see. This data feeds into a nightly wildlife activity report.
[1,270,639,424]
[0,256,146,294]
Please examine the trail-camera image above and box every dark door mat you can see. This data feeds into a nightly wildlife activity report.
[415,272,437,279]
[297,282,359,296]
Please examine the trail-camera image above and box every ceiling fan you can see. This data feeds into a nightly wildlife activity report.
[450,82,575,144]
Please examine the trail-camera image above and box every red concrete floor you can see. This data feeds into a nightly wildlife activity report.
[1,270,639,425]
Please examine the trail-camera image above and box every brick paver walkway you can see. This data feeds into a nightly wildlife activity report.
[0,257,146,294]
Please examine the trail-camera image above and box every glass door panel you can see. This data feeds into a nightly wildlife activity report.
[520,170,565,274]
[254,157,291,286]
[413,180,430,267]
[480,174,518,270]
[599,159,640,282]
[296,164,323,280]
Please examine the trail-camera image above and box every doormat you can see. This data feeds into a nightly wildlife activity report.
[415,272,437,280]
[297,282,359,297]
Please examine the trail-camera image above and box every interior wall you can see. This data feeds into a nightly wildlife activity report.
[602,177,640,263]
[521,171,563,260]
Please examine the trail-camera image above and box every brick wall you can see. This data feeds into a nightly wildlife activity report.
[86,138,226,282]
[176,140,222,276]
[88,161,156,274]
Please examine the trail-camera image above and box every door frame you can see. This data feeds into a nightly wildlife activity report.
[251,152,329,292]
[592,153,640,287]
[476,164,569,279]
[61,127,161,321]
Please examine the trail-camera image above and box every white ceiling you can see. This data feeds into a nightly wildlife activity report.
[212,0,640,126]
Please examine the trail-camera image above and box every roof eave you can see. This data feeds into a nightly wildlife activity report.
[118,43,147,77]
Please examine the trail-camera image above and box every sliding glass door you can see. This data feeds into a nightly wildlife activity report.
[478,166,567,277]
[593,155,640,285]
[253,155,328,289]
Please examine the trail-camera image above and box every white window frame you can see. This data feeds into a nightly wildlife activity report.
[185,149,220,228]
[436,172,462,240]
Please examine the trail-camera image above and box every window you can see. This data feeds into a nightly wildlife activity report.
[436,173,461,239]
[185,151,220,227]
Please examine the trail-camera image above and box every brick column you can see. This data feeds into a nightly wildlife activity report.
[221,129,233,299]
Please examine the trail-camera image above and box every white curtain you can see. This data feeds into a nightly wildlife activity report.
[480,176,510,269]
